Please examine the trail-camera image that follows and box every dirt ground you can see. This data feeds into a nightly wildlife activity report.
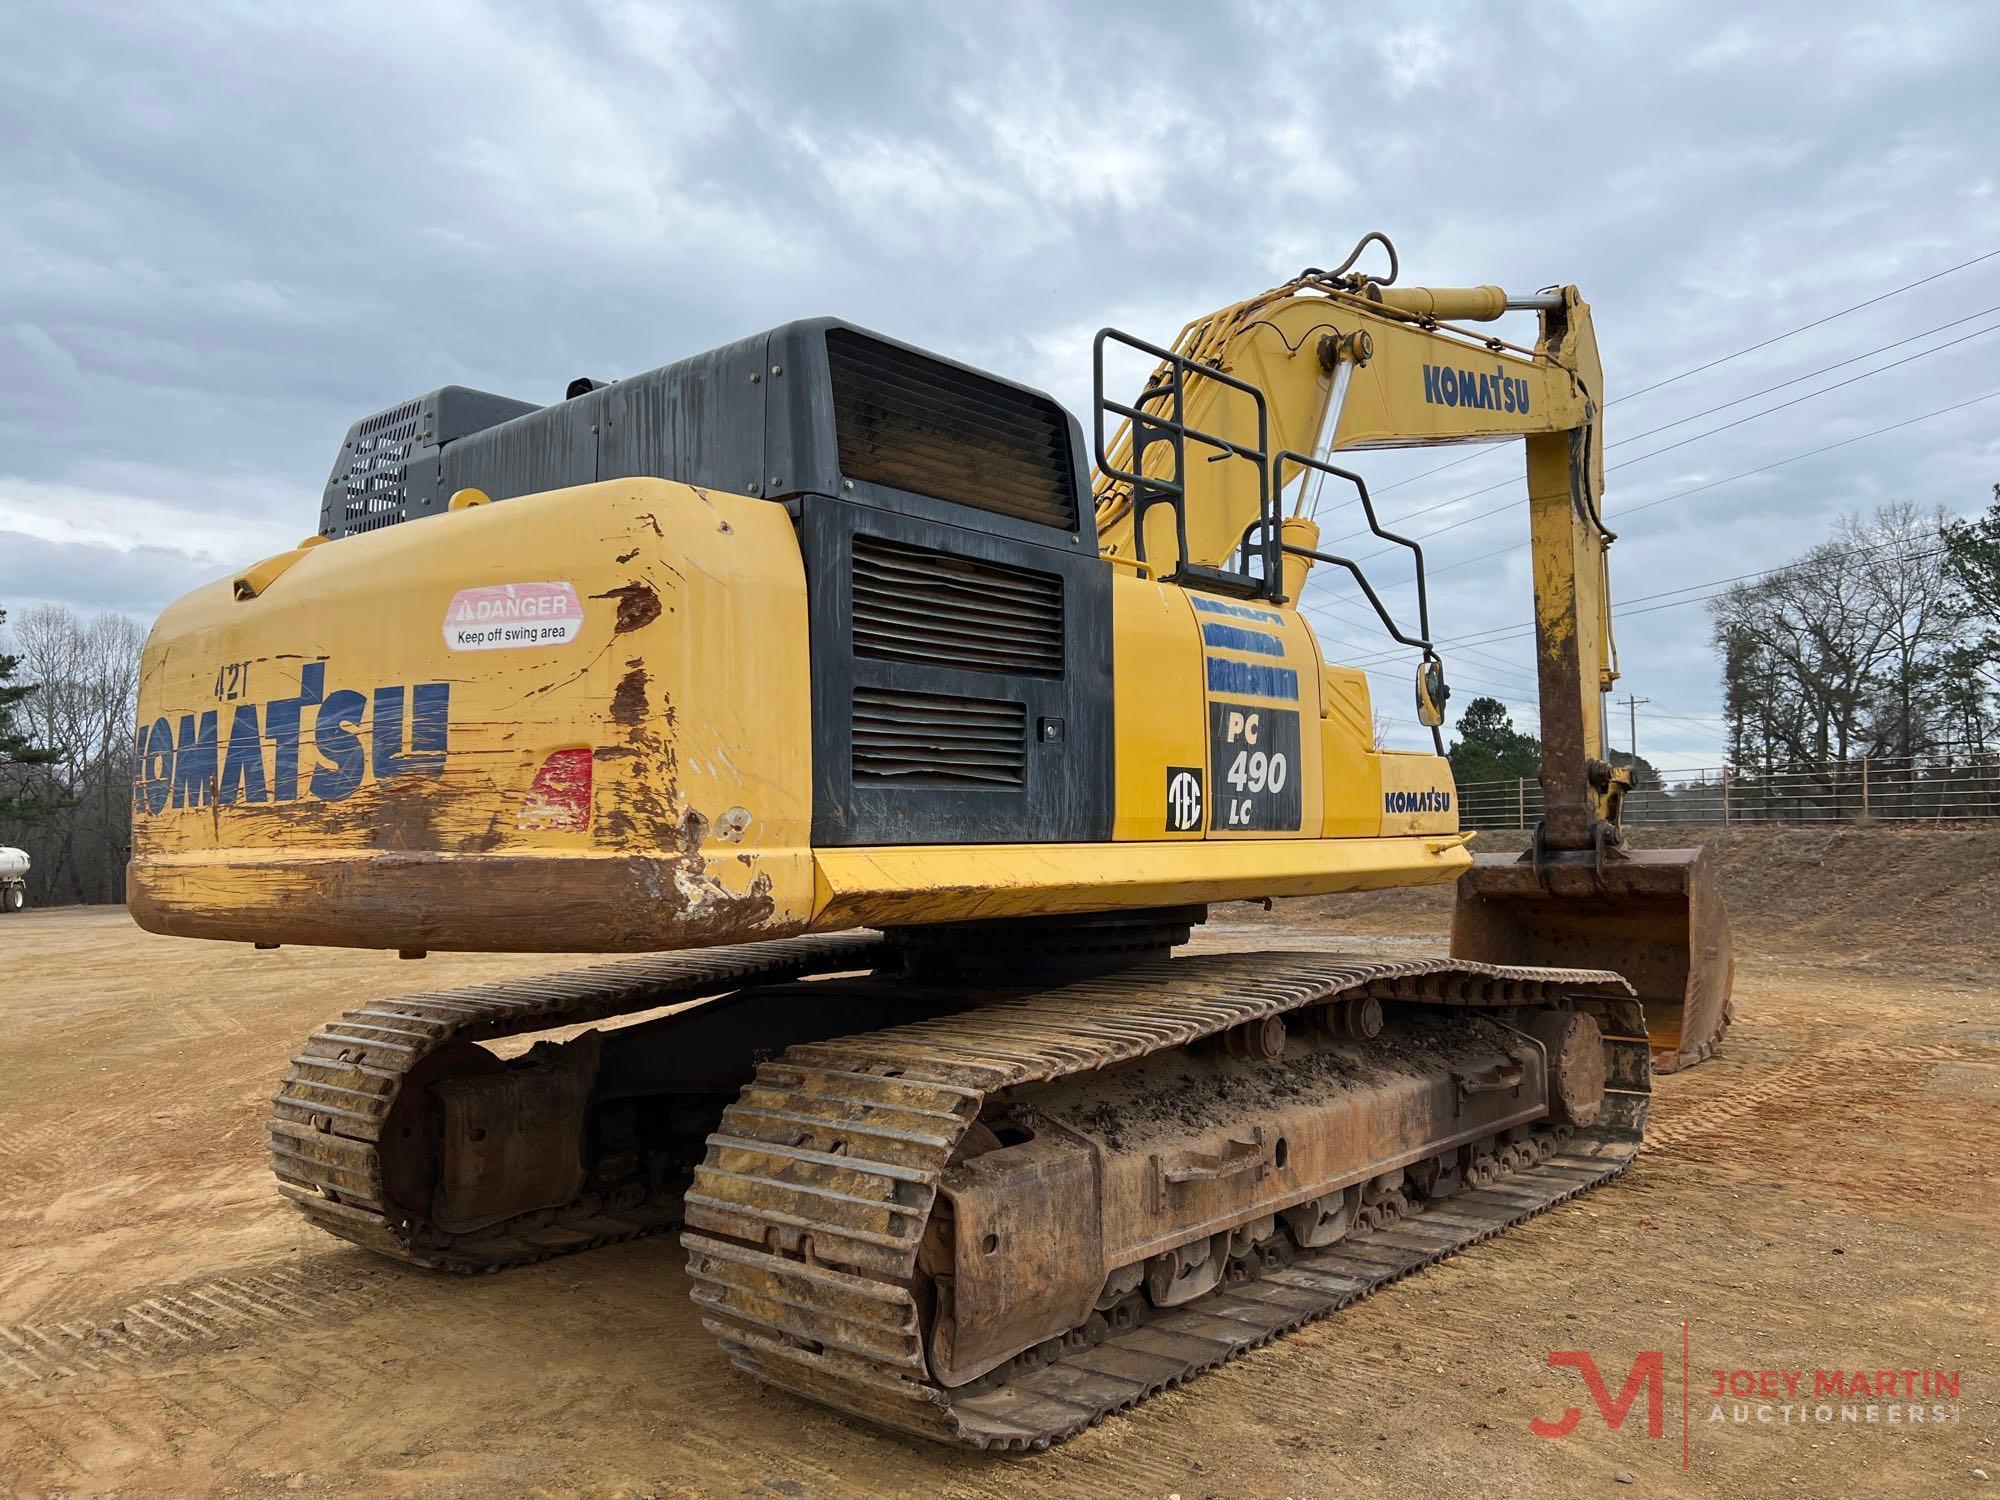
[2,827,1996,1497]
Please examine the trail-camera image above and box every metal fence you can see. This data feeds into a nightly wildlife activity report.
[1456,753,2000,830]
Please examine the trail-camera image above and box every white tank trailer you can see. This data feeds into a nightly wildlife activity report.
[0,845,28,913]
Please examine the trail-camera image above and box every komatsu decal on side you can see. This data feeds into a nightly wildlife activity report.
[1385,788,1453,814]
[133,661,449,813]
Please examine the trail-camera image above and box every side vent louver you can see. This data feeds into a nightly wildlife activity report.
[852,687,1027,788]
[827,329,1080,531]
[852,534,1064,678]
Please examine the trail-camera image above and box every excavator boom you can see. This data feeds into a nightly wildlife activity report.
[1089,242,1733,1069]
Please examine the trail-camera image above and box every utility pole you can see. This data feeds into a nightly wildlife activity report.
[1618,694,1651,779]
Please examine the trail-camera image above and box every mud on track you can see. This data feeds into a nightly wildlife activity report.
[1,890,1996,1497]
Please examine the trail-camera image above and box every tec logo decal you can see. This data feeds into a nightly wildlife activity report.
[1165,766,1204,832]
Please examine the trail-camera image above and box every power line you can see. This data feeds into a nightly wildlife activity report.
[1613,247,2000,404]
[1406,543,1955,659]
[1295,596,1543,705]
[1339,525,1964,669]
[1297,585,1546,700]
[1401,390,1998,589]
[1612,304,2000,447]
[1324,249,2000,535]
[1350,322,2000,558]
[1644,709,1730,727]
[1601,321,2000,472]
[1413,532,1954,661]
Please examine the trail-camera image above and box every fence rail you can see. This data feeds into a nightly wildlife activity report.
[1456,753,2000,830]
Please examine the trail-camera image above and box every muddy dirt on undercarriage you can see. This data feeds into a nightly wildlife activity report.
[2,826,1996,1496]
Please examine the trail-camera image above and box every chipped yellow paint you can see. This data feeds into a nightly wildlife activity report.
[130,274,1638,957]
[1095,284,1589,574]
[132,462,1486,955]
[131,478,818,951]
[1376,751,1459,836]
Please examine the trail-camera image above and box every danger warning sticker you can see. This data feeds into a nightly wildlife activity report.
[443,582,584,652]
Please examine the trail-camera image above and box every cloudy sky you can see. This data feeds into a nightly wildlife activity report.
[4,0,1997,767]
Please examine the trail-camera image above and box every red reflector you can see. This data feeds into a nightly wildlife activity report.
[517,748,593,832]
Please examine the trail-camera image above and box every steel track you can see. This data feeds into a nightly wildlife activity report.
[679,948,1651,1449]
[268,934,1648,1446]
[268,933,889,1270]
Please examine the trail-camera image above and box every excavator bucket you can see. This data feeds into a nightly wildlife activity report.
[1450,847,1735,1073]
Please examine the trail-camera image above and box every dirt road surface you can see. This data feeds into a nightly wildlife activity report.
[3,836,1996,1496]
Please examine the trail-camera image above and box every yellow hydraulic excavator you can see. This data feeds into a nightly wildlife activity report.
[129,233,1731,1448]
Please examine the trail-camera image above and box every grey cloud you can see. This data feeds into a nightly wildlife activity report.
[2,0,1997,762]
[0,532,226,620]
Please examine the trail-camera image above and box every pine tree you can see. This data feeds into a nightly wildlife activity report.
[1944,487,2000,651]
[1447,696,1541,785]
[0,606,59,821]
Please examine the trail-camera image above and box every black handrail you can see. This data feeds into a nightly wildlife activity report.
[1093,327,1277,598]
[1090,339,1452,754]
[1274,449,1447,753]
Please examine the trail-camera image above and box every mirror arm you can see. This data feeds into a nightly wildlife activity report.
[1279,541,1449,756]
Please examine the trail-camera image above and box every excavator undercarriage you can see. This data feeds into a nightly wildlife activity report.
[273,918,1648,1447]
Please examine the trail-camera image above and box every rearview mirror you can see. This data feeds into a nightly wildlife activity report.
[1415,658,1449,728]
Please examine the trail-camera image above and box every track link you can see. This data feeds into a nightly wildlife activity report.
[681,950,1651,1449]
[268,933,888,1270]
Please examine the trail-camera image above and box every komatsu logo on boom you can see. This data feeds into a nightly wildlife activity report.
[132,662,449,814]
[1422,362,1531,415]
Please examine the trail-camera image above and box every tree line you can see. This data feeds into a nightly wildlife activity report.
[1714,501,1996,769]
[0,605,147,905]
[1446,492,2000,789]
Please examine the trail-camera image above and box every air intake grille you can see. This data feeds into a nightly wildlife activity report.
[852,687,1027,788]
[827,330,1079,531]
[852,534,1064,678]
[331,400,422,535]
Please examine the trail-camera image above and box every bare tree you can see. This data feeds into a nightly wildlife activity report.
[1711,504,1968,774]
[1851,505,1960,758]
[0,605,146,904]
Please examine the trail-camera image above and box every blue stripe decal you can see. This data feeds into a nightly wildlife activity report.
[1205,657,1300,701]
[1191,596,1285,627]
[1200,622,1285,658]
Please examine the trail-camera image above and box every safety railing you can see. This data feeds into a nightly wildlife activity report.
[1093,326,1275,600]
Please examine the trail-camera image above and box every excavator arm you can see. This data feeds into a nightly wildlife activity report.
[1092,238,1732,1070]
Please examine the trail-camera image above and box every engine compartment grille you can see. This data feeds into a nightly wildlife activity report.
[852,534,1064,678]
[827,330,1079,531]
[332,400,421,535]
[852,687,1027,788]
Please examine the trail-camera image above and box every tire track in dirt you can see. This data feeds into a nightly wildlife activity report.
[1645,1040,1977,1149]
[0,1259,394,1388]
